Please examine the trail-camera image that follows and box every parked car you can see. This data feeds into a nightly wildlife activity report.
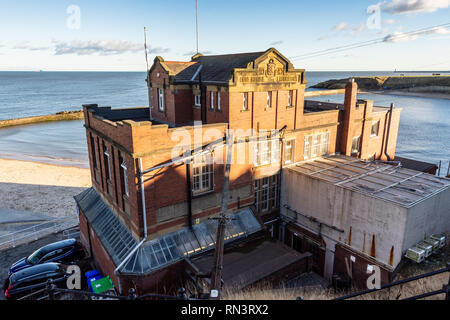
[4,263,71,300]
[8,239,82,275]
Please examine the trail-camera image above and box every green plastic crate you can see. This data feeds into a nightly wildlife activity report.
[91,276,115,294]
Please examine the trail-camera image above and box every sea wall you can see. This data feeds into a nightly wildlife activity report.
[0,111,84,128]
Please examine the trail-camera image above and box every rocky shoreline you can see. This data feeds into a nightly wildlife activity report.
[312,76,450,97]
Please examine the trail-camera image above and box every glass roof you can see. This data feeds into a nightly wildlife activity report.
[122,208,262,275]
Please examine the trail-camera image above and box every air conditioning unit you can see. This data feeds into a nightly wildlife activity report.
[416,242,433,258]
[430,234,446,249]
[405,246,425,263]
[423,237,440,252]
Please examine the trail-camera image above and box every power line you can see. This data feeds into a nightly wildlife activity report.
[289,23,450,61]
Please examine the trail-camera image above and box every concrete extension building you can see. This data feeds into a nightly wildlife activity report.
[73,48,429,295]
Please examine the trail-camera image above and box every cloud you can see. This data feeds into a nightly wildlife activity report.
[333,22,349,31]
[53,40,169,56]
[384,19,396,25]
[426,26,450,35]
[317,35,329,41]
[383,31,420,42]
[13,42,51,51]
[269,40,284,46]
[380,0,450,14]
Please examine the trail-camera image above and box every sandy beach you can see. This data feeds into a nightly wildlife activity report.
[0,158,91,218]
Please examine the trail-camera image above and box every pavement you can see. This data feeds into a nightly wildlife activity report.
[0,208,53,225]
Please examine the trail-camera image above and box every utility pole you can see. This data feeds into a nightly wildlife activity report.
[210,131,233,299]
[144,27,152,121]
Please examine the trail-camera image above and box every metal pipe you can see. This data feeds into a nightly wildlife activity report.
[384,103,394,161]
[114,157,149,294]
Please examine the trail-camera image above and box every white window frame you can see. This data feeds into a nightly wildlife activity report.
[217,91,221,110]
[267,92,272,109]
[192,153,214,195]
[254,139,280,167]
[284,139,295,164]
[210,91,214,109]
[158,88,164,112]
[288,90,293,107]
[121,159,129,196]
[194,94,201,107]
[104,146,111,181]
[304,132,330,160]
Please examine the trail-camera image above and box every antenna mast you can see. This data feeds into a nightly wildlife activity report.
[196,0,199,53]
[144,27,153,120]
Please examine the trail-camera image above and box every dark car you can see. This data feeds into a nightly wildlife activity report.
[8,239,82,275]
[4,263,71,300]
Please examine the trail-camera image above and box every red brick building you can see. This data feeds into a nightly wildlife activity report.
[75,48,402,294]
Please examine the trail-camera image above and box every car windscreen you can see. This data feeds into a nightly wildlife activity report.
[26,247,49,265]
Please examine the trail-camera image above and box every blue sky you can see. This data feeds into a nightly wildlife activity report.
[0,0,449,71]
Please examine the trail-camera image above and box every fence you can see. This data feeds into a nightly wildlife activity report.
[0,215,79,251]
[17,279,190,301]
[333,263,450,301]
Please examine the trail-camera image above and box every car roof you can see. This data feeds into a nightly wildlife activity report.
[36,238,77,253]
[13,263,66,281]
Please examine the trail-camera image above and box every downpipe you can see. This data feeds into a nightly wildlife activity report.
[114,158,148,295]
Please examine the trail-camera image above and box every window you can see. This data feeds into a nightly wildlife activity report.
[104,145,111,180]
[210,91,214,109]
[158,88,164,112]
[194,95,201,107]
[217,92,221,110]
[192,153,214,195]
[121,158,129,197]
[267,92,272,108]
[284,139,295,164]
[351,136,361,157]
[304,132,330,160]
[254,139,280,167]
[371,120,380,137]
[243,92,248,110]
[90,135,97,168]
[254,175,279,213]
[288,90,293,107]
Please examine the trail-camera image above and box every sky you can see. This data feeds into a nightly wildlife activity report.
[0,0,449,71]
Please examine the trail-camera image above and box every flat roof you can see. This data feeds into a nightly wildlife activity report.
[286,155,450,208]
[191,239,311,290]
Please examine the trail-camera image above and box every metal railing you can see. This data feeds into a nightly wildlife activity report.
[17,279,191,301]
[0,215,79,251]
[333,263,450,301]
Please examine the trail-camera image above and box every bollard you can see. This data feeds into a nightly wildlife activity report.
[128,288,137,300]
[46,279,56,300]
[178,287,187,300]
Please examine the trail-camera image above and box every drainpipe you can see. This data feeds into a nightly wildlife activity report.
[186,159,193,229]
[113,158,148,294]
[384,103,394,161]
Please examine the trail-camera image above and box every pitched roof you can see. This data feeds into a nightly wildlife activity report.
[174,51,266,83]
[161,61,196,76]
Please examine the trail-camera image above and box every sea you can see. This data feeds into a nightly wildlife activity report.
[0,71,449,175]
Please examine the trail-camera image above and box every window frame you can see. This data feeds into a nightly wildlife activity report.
[194,94,201,107]
[121,158,129,197]
[303,132,330,160]
[242,92,248,110]
[254,175,279,213]
[192,153,214,195]
[103,145,111,181]
[351,135,361,156]
[158,88,164,112]
[217,91,221,110]
[267,91,272,109]
[288,90,294,107]
[210,91,214,109]
[371,120,380,137]
[254,139,280,167]
[284,139,296,164]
